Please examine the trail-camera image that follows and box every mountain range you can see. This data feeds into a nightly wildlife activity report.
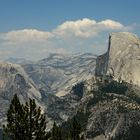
[0,32,140,140]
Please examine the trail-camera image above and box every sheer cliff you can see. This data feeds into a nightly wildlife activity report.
[95,32,140,86]
[1,32,140,140]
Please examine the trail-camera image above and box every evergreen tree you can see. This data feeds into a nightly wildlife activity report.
[44,131,51,140]
[126,122,140,140]
[24,99,46,140]
[3,94,47,140]
[3,94,25,140]
[51,122,63,140]
[70,117,81,140]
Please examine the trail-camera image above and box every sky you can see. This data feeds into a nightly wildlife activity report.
[0,0,140,60]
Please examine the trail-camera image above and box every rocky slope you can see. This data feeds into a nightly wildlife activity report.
[96,32,140,86]
[0,53,97,128]
[0,61,44,127]
[22,53,96,97]
[59,32,140,139]
[76,32,140,139]
[1,32,140,140]
[72,76,140,140]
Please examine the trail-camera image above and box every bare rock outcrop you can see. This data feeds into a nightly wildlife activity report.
[96,32,140,86]
[0,61,44,126]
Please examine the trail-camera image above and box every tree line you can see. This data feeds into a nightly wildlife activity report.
[2,94,84,140]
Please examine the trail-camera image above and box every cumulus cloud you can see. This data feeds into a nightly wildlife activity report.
[98,19,123,29]
[1,29,53,44]
[54,18,124,38]
[0,18,132,60]
[53,18,97,38]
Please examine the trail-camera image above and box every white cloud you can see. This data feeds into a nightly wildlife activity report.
[98,19,123,29]
[53,18,97,38]
[0,18,132,60]
[1,29,53,44]
[53,18,124,38]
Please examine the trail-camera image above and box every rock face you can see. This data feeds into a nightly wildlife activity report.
[76,76,140,140]
[1,32,140,140]
[22,53,96,97]
[96,32,140,86]
[0,61,43,126]
[0,53,96,128]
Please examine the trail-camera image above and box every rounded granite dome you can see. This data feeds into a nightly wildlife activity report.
[96,32,140,86]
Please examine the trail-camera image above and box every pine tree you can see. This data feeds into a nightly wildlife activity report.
[24,99,46,140]
[51,122,63,140]
[126,122,140,140]
[70,117,81,140]
[3,94,47,140]
[3,94,25,140]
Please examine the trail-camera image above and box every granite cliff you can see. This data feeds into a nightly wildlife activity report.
[96,32,140,86]
[0,32,140,140]
[0,62,44,127]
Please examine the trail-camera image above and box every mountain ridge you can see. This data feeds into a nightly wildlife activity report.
[0,32,140,140]
[95,32,140,86]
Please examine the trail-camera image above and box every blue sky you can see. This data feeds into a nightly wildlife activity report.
[0,0,140,60]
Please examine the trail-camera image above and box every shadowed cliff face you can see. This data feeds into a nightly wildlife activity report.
[95,35,111,76]
[95,32,140,86]
[1,32,140,140]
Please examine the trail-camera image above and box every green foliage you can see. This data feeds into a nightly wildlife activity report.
[61,116,85,140]
[126,122,140,140]
[3,94,46,140]
[50,122,63,140]
[70,117,81,140]
[72,82,84,98]
[3,94,25,140]
[113,122,140,140]
[105,81,127,94]
[3,94,85,140]
[99,77,128,95]
[62,116,83,140]
[75,111,90,130]
[86,76,129,110]
[24,99,46,140]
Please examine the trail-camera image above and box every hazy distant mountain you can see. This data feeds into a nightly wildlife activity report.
[22,53,96,97]
[1,32,140,140]
[0,53,97,128]
[6,57,33,64]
